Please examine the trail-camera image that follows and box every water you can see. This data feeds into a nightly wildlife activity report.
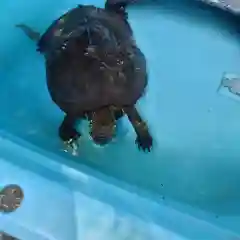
[0,0,240,238]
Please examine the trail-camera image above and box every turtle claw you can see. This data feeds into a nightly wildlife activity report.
[63,138,79,156]
[135,134,153,153]
[59,115,81,156]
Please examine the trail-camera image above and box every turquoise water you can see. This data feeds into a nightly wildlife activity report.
[1,0,240,238]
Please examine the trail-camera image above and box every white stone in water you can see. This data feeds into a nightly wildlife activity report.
[202,0,240,12]
[220,73,240,95]
[220,0,240,9]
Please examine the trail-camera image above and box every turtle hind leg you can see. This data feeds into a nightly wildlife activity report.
[59,114,82,156]
[123,105,153,152]
[15,24,41,42]
[105,0,129,19]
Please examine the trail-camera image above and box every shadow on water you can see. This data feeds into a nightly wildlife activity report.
[1,0,240,229]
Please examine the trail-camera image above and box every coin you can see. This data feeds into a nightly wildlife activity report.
[0,184,24,213]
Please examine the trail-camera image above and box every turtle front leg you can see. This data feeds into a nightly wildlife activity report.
[59,114,81,155]
[123,105,153,152]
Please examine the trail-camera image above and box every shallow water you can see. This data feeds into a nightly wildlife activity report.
[1,0,240,237]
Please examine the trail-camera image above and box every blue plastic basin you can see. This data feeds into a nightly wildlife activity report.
[0,0,240,239]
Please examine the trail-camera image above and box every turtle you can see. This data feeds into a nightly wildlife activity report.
[16,0,153,154]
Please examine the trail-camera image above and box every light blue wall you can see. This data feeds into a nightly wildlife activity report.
[1,0,240,233]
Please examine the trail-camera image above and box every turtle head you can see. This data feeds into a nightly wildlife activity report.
[90,107,116,146]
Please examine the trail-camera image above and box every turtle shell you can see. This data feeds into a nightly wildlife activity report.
[40,4,148,114]
[37,5,132,57]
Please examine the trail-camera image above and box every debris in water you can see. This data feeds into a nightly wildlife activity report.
[207,108,212,113]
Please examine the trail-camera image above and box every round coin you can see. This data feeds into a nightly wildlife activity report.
[0,184,24,213]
